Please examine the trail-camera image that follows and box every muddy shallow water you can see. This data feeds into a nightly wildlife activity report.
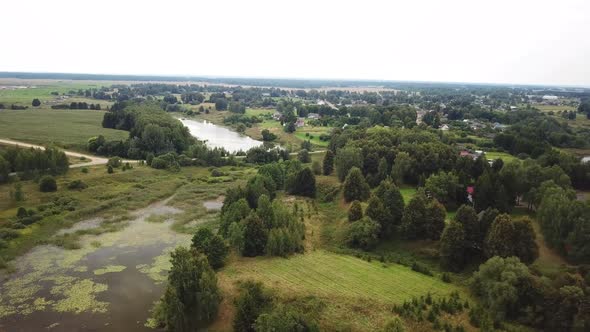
[0,198,191,331]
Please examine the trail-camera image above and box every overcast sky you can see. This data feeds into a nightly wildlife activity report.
[2,0,589,86]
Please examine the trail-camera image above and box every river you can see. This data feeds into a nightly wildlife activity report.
[178,118,262,153]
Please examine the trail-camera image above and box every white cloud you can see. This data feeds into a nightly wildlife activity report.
[1,0,589,86]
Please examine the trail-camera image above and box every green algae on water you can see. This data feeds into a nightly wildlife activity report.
[93,265,127,275]
[136,252,172,283]
[51,279,108,314]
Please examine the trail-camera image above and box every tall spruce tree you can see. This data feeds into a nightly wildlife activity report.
[343,167,370,202]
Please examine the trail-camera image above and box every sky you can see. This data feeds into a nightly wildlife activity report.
[1,0,590,87]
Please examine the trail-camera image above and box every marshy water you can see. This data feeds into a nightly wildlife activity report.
[0,198,191,331]
[178,118,262,153]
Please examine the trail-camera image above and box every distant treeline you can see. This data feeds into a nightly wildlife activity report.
[0,104,28,110]
[51,102,102,110]
[0,146,69,183]
[4,71,588,90]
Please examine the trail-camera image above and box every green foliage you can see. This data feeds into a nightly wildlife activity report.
[220,198,250,236]
[157,247,221,331]
[401,191,445,240]
[101,101,194,158]
[289,168,316,198]
[383,317,405,332]
[67,179,88,190]
[246,174,276,208]
[32,98,41,107]
[261,129,277,142]
[454,205,481,254]
[439,221,466,271]
[365,196,387,237]
[243,213,268,257]
[348,200,363,222]
[474,170,512,213]
[393,291,466,331]
[322,150,334,175]
[297,149,311,163]
[107,157,122,168]
[256,195,275,228]
[335,146,363,182]
[228,222,245,254]
[191,228,228,269]
[255,304,319,332]
[346,217,380,250]
[0,146,68,181]
[484,214,538,263]
[391,151,412,185]
[39,175,57,192]
[0,155,9,183]
[246,147,281,164]
[107,165,114,174]
[425,171,462,209]
[375,179,405,236]
[484,214,515,258]
[471,256,532,321]
[233,281,273,332]
[411,261,433,276]
[537,186,590,263]
[229,101,245,114]
[311,160,322,175]
[10,182,25,201]
[257,163,285,189]
[343,167,370,202]
[301,140,313,152]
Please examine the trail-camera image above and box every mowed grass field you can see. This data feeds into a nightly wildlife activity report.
[295,126,331,147]
[485,151,519,163]
[223,250,456,303]
[0,109,128,151]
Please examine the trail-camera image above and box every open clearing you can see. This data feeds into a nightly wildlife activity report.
[0,109,128,151]
[222,250,455,303]
[484,151,519,163]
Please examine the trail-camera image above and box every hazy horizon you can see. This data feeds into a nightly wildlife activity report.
[2,0,589,87]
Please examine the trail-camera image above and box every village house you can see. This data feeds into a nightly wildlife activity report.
[296,118,305,127]
[307,113,320,120]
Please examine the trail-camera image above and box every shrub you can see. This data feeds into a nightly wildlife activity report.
[0,228,19,240]
[311,161,322,175]
[411,261,433,276]
[346,217,380,250]
[348,200,363,222]
[233,281,273,332]
[211,168,224,177]
[67,180,88,190]
[39,175,57,192]
[107,157,122,168]
[107,165,114,174]
[81,167,89,174]
[441,272,451,283]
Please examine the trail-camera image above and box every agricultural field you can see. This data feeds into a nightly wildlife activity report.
[219,250,459,331]
[0,109,128,151]
[0,80,107,105]
[222,250,456,302]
